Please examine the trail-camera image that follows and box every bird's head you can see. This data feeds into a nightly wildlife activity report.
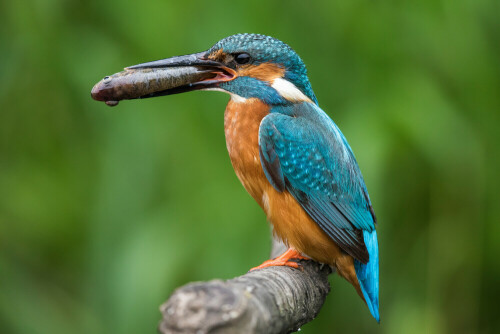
[204,34,317,105]
[92,34,317,106]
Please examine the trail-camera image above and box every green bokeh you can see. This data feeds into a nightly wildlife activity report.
[1,1,499,333]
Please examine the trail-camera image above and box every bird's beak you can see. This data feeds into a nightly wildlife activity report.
[91,51,236,106]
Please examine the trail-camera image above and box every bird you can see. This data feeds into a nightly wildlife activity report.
[92,33,380,322]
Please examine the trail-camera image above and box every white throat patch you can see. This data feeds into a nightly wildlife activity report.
[201,87,247,103]
[271,78,312,103]
[229,93,248,103]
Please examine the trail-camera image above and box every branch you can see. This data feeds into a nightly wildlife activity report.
[158,240,333,334]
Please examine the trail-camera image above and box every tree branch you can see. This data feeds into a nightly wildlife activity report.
[158,240,333,334]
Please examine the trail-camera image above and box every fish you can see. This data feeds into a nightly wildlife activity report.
[91,66,217,107]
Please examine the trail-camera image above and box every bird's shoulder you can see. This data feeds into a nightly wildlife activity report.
[263,102,366,200]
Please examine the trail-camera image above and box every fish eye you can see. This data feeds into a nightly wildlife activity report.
[234,53,251,65]
[103,76,112,83]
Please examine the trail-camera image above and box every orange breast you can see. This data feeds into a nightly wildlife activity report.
[224,98,359,290]
[224,98,269,203]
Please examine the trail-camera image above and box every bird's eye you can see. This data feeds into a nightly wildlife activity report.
[234,53,251,65]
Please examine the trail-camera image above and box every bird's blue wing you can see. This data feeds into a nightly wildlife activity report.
[259,102,376,263]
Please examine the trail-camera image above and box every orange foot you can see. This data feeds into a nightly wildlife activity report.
[250,248,310,271]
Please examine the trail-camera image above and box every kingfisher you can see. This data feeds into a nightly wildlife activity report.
[92,33,380,322]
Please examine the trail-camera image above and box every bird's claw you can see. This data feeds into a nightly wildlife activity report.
[249,248,309,272]
[250,259,303,272]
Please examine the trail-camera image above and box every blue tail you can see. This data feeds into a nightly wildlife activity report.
[354,230,380,322]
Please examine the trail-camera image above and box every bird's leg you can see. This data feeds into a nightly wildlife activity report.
[250,248,310,271]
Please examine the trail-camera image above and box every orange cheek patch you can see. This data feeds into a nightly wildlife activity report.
[237,63,285,82]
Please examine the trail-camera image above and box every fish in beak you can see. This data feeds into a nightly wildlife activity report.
[91,52,236,106]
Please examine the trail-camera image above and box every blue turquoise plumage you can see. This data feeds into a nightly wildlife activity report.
[355,230,380,322]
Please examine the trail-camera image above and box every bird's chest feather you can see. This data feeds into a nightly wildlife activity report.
[224,98,270,205]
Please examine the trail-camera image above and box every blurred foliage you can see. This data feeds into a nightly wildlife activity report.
[1,0,499,333]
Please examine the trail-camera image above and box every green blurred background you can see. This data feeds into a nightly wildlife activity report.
[1,0,499,333]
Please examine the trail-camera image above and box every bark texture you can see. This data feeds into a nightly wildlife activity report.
[158,241,332,334]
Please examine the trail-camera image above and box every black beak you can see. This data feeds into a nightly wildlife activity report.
[91,52,236,105]
[125,52,221,69]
